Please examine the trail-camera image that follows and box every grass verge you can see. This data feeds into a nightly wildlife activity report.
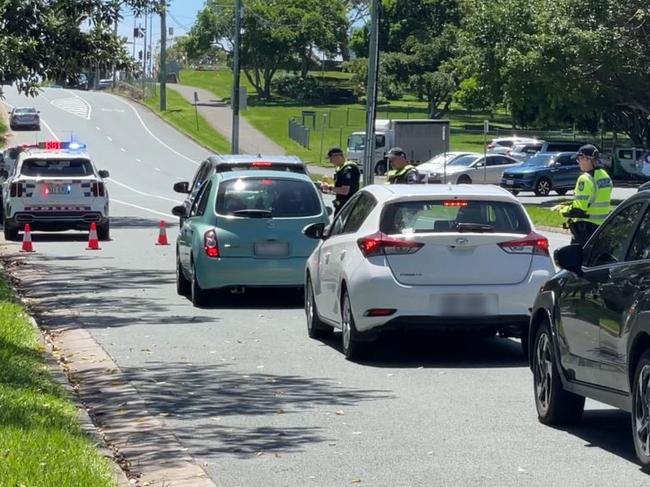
[144,89,230,154]
[0,276,118,486]
[525,205,567,229]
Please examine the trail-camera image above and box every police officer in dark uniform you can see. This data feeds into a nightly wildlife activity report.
[321,147,360,215]
[386,147,419,184]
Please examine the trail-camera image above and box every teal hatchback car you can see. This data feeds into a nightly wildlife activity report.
[173,171,331,306]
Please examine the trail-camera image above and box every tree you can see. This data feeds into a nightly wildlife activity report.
[0,0,158,96]
[188,0,348,99]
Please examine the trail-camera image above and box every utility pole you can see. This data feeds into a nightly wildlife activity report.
[362,0,380,186]
[142,8,148,93]
[231,0,242,154]
[160,1,167,111]
[112,4,119,89]
[148,8,154,78]
[132,15,137,61]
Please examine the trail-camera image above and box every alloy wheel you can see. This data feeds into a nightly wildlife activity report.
[536,179,551,196]
[342,295,352,352]
[534,332,553,414]
[306,283,315,331]
[635,364,650,457]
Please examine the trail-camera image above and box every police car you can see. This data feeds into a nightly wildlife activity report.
[2,141,110,241]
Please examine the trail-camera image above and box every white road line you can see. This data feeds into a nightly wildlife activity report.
[108,93,200,166]
[120,147,126,152]
[107,136,113,142]
[96,126,101,131]
[63,89,93,120]
[40,119,59,140]
[154,167,161,172]
[136,158,142,163]
[107,178,182,204]
[112,199,173,218]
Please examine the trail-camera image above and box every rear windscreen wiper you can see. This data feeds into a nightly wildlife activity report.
[456,223,495,233]
[232,209,273,218]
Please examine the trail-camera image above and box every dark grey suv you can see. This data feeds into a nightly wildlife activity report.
[528,188,650,467]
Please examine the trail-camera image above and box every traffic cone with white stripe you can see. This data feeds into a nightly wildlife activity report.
[21,224,35,253]
[86,222,100,250]
[155,220,170,246]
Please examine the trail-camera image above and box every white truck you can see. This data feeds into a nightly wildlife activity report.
[346,119,451,175]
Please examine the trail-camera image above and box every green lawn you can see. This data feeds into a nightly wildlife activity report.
[0,277,118,486]
[525,205,567,229]
[144,89,230,154]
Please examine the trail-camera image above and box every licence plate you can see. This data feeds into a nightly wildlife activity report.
[434,294,496,317]
[505,179,514,185]
[254,241,289,257]
[48,184,70,195]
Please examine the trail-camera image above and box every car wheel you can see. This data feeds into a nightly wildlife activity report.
[631,349,650,467]
[3,219,19,241]
[555,189,568,196]
[305,277,333,339]
[375,161,387,176]
[176,254,191,296]
[532,321,585,425]
[190,259,211,307]
[341,290,368,360]
[457,175,472,184]
[534,178,552,196]
[97,222,110,241]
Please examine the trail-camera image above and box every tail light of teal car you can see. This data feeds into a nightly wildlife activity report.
[204,229,220,258]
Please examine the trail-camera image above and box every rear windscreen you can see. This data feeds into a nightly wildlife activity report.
[216,163,306,174]
[380,200,531,235]
[21,158,94,177]
[216,178,321,217]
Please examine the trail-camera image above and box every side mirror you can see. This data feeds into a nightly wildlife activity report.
[173,181,190,194]
[98,169,110,178]
[303,222,326,240]
[475,162,485,168]
[172,205,187,218]
[554,244,583,275]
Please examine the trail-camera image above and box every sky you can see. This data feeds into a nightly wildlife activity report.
[118,0,206,60]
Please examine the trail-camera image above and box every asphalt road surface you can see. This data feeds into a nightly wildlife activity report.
[2,85,648,486]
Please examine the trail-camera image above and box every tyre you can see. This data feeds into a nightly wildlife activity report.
[190,259,210,307]
[631,349,650,468]
[176,254,191,296]
[457,175,472,184]
[305,277,333,339]
[341,290,369,360]
[3,219,19,241]
[97,222,110,241]
[555,189,568,196]
[532,321,585,425]
[534,178,552,196]
[375,161,387,176]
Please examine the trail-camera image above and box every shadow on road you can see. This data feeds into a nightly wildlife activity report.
[192,287,304,311]
[319,331,527,369]
[81,361,394,458]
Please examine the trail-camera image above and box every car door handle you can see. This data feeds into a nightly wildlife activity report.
[325,253,331,264]
[339,250,346,261]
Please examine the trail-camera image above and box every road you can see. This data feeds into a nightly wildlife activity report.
[1,85,648,486]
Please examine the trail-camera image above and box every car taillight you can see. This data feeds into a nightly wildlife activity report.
[10,182,23,197]
[498,232,549,256]
[91,182,105,197]
[487,143,495,149]
[204,229,220,258]
[357,232,424,258]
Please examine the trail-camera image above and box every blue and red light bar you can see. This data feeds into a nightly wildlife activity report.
[36,141,86,151]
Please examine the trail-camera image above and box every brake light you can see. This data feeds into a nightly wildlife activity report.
[498,232,549,256]
[10,182,23,197]
[487,143,495,149]
[251,161,273,167]
[357,232,424,258]
[364,308,397,317]
[91,182,105,197]
[443,200,468,207]
[204,229,220,258]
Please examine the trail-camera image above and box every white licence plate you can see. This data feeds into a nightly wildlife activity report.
[434,294,497,317]
[48,184,69,195]
[505,179,514,185]
[254,241,289,257]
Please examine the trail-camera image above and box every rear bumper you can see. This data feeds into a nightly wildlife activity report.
[10,211,106,231]
[195,254,308,289]
[500,179,535,190]
[11,118,39,127]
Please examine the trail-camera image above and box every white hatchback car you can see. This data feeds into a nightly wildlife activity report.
[303,184,555,359]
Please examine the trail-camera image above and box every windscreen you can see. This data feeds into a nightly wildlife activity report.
[21,158,94,177]
[216,178,321,218]
[348,134,365,151]
[380,200,531,235]
[15,108,36,114]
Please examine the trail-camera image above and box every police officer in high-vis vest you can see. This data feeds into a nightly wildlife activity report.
[321,147,360,215]
[386,147,419,184]
[555,144,612,245]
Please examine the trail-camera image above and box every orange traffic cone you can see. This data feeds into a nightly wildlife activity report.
[86,222,101,250]
[21,224,35,252]
[155,220,170,246]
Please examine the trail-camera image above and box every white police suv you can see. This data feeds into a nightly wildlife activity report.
[2,141,110,241]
